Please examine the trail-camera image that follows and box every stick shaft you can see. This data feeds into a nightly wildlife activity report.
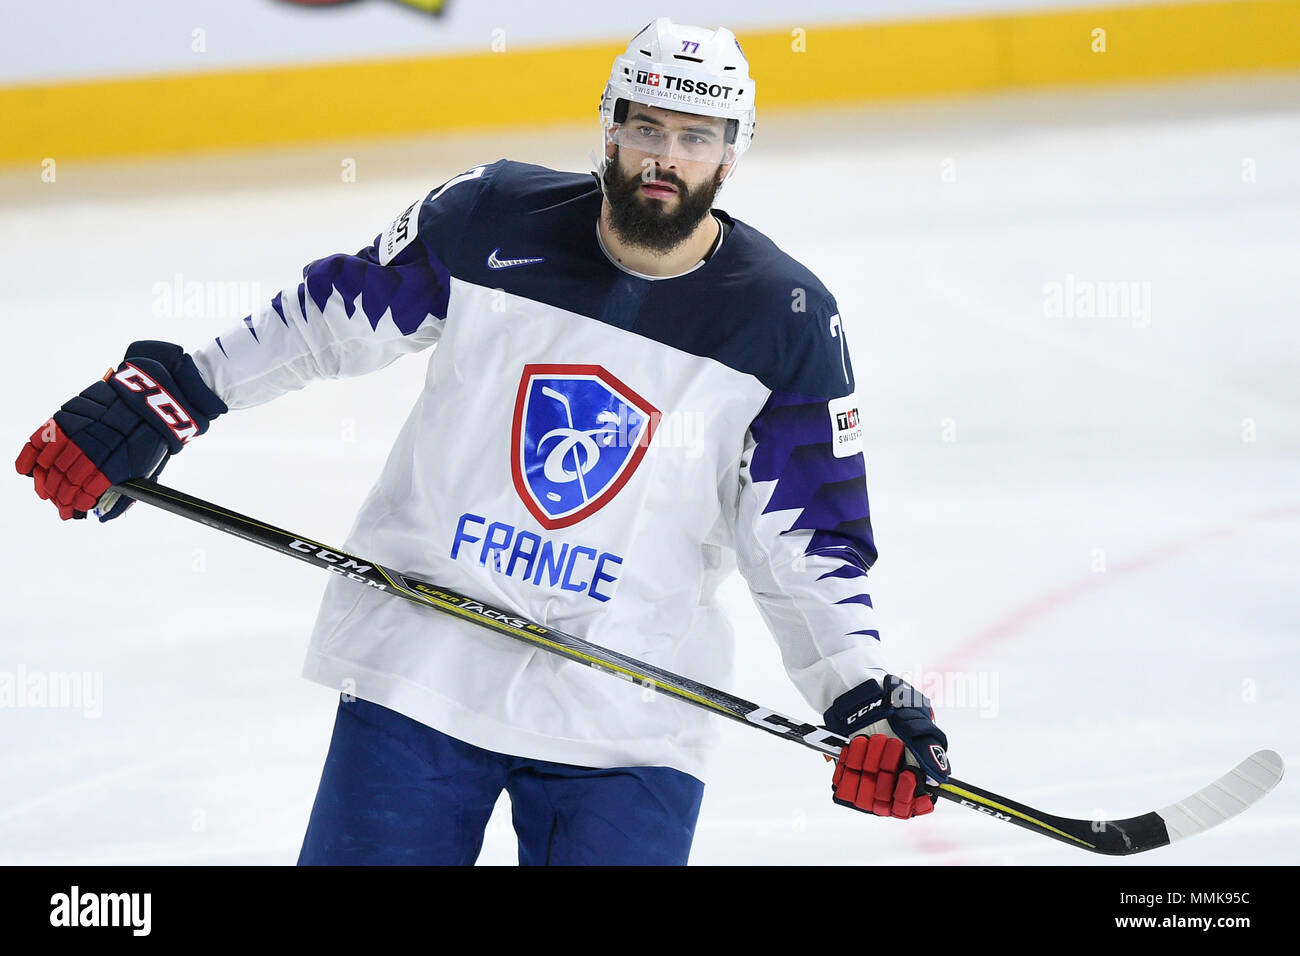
[116,478,1204,855]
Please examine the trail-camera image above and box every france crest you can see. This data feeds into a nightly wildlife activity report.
[511,364,660,530]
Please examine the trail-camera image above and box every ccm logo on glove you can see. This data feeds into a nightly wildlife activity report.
[846,698,884,725]
[15,340,226,521]
[113,363,199,444]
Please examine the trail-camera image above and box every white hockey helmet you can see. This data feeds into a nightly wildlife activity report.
[597,18,756,182]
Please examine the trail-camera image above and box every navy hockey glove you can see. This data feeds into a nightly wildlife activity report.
[15,341,226,521]
[824,675,951,819]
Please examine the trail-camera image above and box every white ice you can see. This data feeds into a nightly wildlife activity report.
[1,76,1297,865]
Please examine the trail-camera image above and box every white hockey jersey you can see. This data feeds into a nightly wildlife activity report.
[191,159,888,780]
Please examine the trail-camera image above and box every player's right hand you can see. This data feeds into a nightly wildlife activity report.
[832,733,937,818]
[15,340,226,521]
[823,674,951,819]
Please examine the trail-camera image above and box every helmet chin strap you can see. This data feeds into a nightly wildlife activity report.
[714,155,741,196]
[589,147,611,202]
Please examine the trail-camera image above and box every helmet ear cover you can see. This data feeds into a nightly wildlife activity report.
[612,97,739,145]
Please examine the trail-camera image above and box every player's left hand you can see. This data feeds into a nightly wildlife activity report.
[823,675,950,819]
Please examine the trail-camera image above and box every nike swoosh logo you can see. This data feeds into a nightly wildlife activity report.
[487,248,546,270]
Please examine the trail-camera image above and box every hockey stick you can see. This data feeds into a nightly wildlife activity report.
[113,478,1284,856]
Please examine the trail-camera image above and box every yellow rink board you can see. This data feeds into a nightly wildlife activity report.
[3,0,1299,165]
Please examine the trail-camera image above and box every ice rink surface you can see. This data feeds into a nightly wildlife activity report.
[1,76,1297,865]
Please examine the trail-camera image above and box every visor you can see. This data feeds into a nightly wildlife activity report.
[606,106,737,166]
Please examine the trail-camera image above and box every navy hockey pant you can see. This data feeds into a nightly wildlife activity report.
[297,695,705,865]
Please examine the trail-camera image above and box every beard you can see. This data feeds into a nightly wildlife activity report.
[602,149,725,255]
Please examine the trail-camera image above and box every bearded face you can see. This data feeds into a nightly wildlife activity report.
[601,146,727,255]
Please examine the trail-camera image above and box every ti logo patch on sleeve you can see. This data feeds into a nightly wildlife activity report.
[828,394,864,459]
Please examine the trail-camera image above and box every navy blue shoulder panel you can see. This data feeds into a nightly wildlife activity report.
[407,161,502,265]
[442,159,853,399]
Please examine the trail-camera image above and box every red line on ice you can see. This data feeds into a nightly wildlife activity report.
[915,501,1300,861]
[939,502,1300,673]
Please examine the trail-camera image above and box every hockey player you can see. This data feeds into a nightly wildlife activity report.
[16,18,950,864]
